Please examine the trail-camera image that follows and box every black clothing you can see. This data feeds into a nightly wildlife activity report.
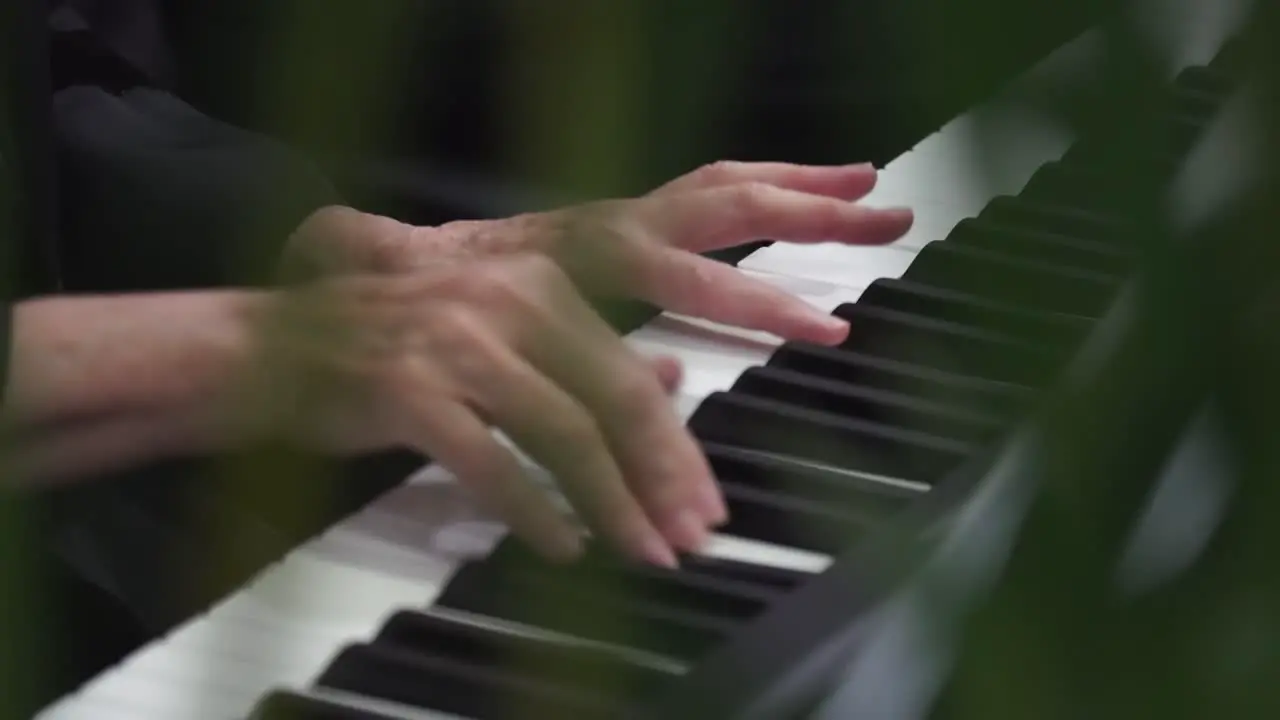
[1,2,345,712]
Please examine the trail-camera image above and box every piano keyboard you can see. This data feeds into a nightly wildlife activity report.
[38,4,1249,718]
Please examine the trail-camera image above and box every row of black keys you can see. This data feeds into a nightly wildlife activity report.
[698,58,1235,546]
[683,61,1231,551]
[252,542,810,720]
[246,55,1238,720]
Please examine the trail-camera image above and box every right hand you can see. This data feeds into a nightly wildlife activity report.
[257,254,723,567]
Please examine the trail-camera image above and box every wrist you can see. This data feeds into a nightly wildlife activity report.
[282,205,415,281]
[158,290,276,455]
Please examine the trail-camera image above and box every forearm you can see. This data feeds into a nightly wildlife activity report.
[2,290,267,488]
[5,408,211,488]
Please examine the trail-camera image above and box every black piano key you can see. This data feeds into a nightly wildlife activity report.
[1208,36,1248,77]
[979,195,1126,242]
[1176,64,1233,99]
[705,441,917,514]
[672,545,811,592]
[944,217,1135,277]
[719,481,869,554]
[251,691,402,720]
[318,642,623,719]
[706,441,912,553]
[439,564,736,660]
[1172,74,1225,118]
[689,391,972,485]
[768,342,1033,417]
[1062,110,1205,170]
[1167,110,1212,151]
[832,304,1061,387]
[482,537,783,616]
[372,612,673,698]
[1019,160,1137,213]
[731,365,1001,444]
[903,241,1121,318]
[434,542,768,660]
[857,278,1092,352]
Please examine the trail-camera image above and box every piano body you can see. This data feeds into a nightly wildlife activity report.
[36,0,1268,716]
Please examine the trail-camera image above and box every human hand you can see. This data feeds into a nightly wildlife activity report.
[254,256,723,567]
[285,161,912,344]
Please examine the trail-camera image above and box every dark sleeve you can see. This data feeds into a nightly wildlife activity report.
[50,85,343,292]
[0,149,13,404]
[3,0,64,406]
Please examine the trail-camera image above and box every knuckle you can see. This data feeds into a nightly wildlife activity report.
[460,260,556,320]
[467,449,518,492]
[510,255,578,315]
[466,262,521,304]
[549,408,605,448]
[668,258,716,300]
[609,365,665,419]
[512,252,565,283]
[809,197,846,237]
[427,304,492,352]
[697,160,744,185]
[727,181,775,218]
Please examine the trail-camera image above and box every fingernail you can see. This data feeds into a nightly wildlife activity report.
[845,162,875,171]
[813,315,850,344]
[883,207,915,224]
[548,528,585,563]
[667,509,710,552]
[641,532,679,568]
[789,308,848,336]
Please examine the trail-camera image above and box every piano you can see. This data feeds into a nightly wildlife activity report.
[36,0,1262,716]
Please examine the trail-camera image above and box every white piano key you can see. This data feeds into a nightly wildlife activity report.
[738,25,1092,286]
[737,244,916,294]
[740,114,1074,287]
[42,550,450,719]
[702,533,831,575]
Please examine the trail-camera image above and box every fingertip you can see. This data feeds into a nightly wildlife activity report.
[543,526,586,564]
[881,207,915,235]
[820,316,852,344]
[836,163,879,200]
[838,162,876,179]
[789,314,850,345]
[851,206,914,245]
[884,206,915,227]
[663,508,713,554]
[639,532,680,568]
[699,481,729,526]
[648,355,684,393]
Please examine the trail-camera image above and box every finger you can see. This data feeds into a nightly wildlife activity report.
[397,380,583,563]
[461,340,680,568]
[647,355,683,394]
[655,160,878,202]
[528,279,727,550]
[649,182,914,253]
[465,353,677,426]
[631,250,850,344]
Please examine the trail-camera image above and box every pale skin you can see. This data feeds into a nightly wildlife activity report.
[3,161,911,567]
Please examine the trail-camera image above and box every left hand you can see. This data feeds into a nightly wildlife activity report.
[284,161,912,344]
